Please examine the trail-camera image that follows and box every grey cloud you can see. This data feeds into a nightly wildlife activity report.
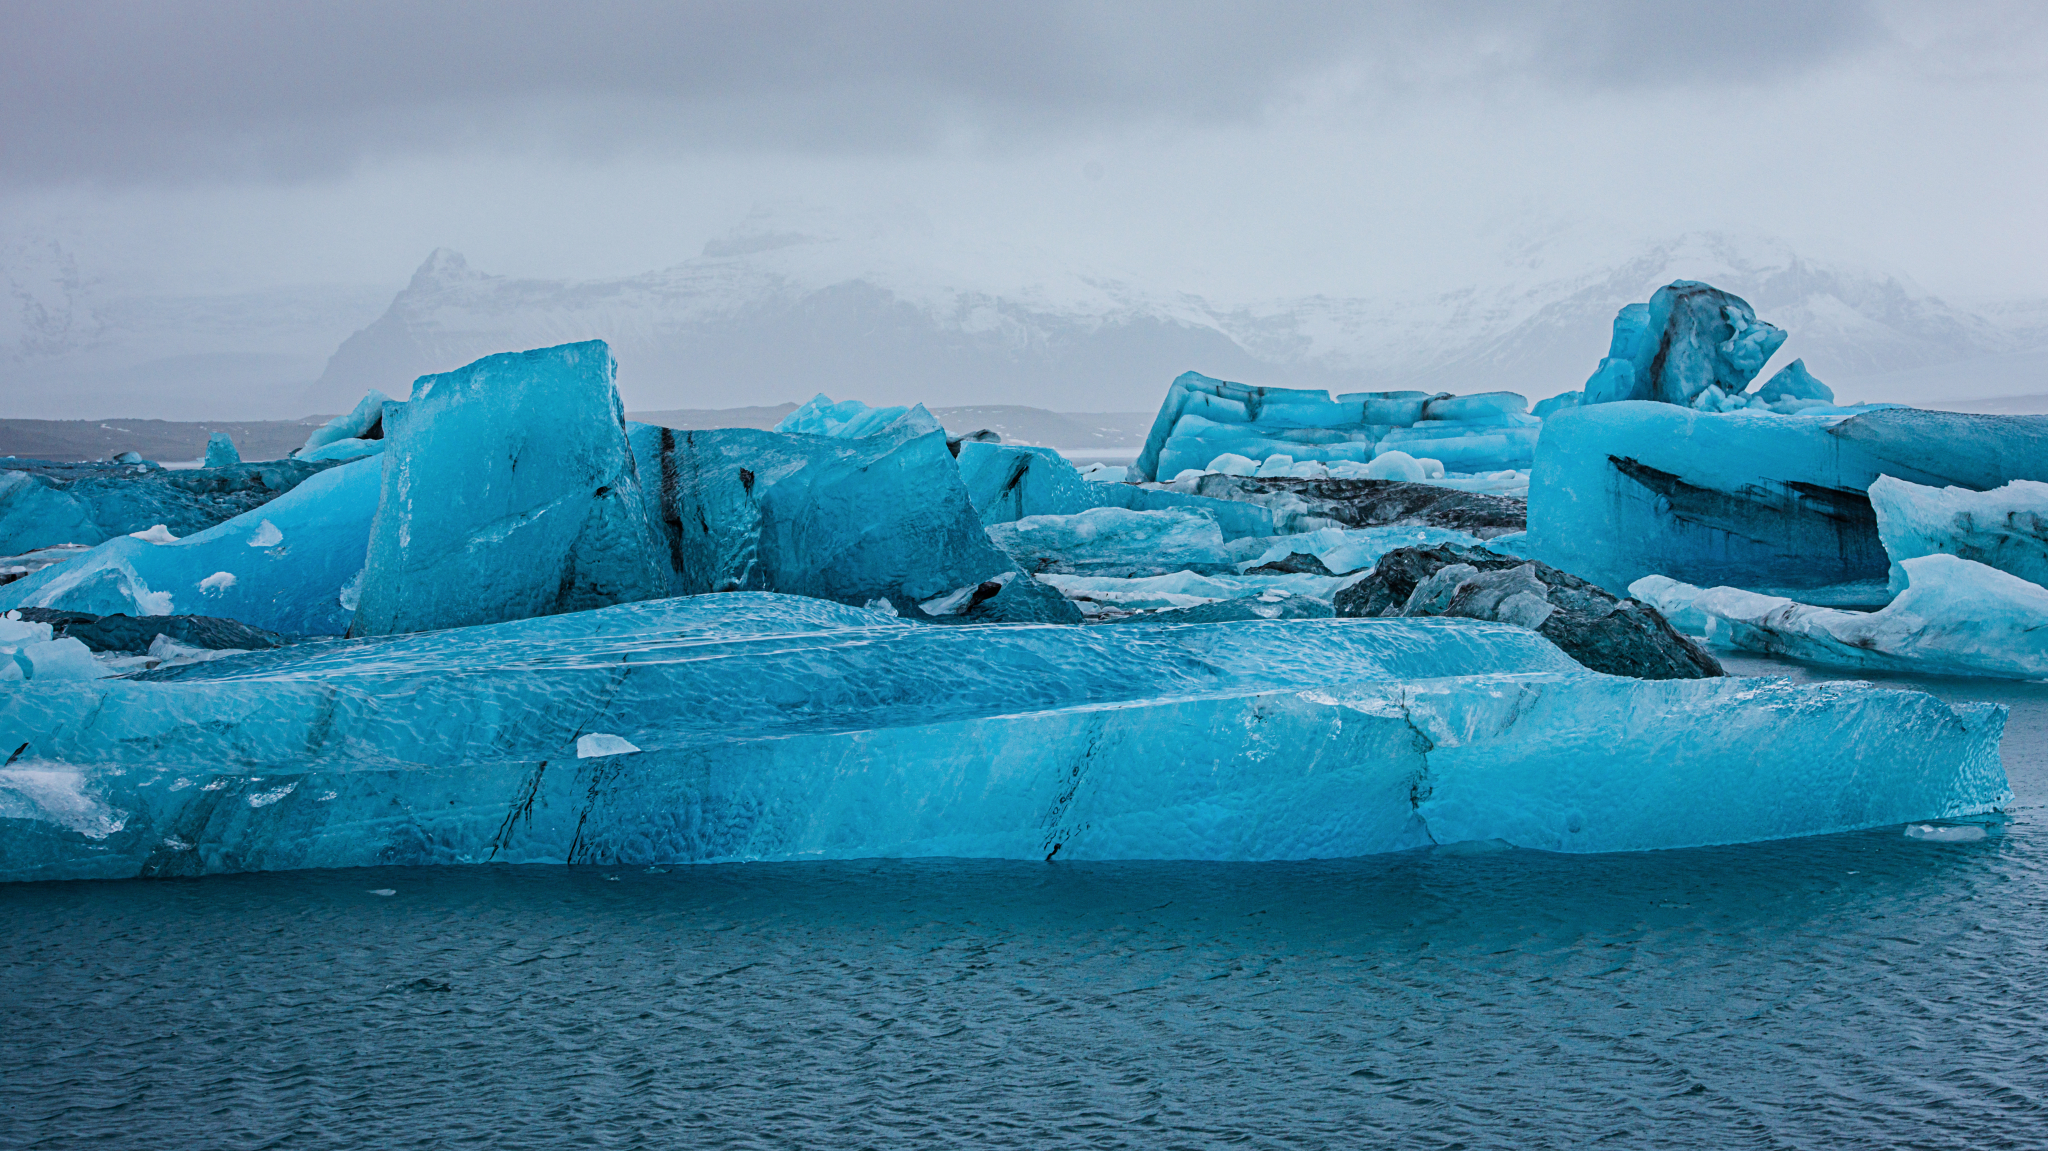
[1,0,1895,185]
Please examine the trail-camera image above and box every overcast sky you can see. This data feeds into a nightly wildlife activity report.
[3,0,2044,303]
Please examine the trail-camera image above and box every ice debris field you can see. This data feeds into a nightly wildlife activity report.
[0,278,2040,882]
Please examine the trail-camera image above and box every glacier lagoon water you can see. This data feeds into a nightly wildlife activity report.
[1,655,2043,1148]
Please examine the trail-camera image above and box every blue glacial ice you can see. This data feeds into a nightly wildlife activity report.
[774,393,942,439]
[958,442,1274,539]
[1132,372,1539,482]
[1871,475,2048,593]
[296,389,392,462]
[0,457,381,636]
[1527,402,2048,596]
[350,341,670,637]
[203,433,241,468]
[1577,281,1788,410]
[629,421,1079,622]
[0,592,2009,881]
[986,507,1233,577]
[0,618,101,684]
[0,457,347,555]
[1631,554,2048,681]
[1755,359,1836,412]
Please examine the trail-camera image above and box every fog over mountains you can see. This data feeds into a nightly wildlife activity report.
[9,227,2044,421]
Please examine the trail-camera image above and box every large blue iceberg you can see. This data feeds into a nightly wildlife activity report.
[0,457,382,636]
[350,342,670,637]
[0,593,2008,881]
[1527,402,2048,596]
[0,457,346,556]
[629,422,1079,622]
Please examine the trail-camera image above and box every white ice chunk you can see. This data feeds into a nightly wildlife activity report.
[247,519,284,548]
[1870,475,2048,593]
[577,733,642,758]
[1672,554,2048,680]
[1905,823,1987,842]
[129,525,177,545]
[198,571,236,596]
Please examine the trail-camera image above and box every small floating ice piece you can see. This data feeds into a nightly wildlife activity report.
[129,525,178,544]
[577,733,642,758]
[1904,823,1987,842]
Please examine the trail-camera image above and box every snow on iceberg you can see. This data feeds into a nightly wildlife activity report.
[628,421,1079,623]
[0,457,381,635]
[0,592,2007,881]
[1629,554,2048,680]
[1528,402,2048,596]
[1870,476,2048,593]
[1133,372,1538,482]
[350,341,670,637]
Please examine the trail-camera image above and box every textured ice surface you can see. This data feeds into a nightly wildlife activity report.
[630,422,1078,622]
[958,442,1272,539]
[1870,476,2048,593]
[1133,372,1537,482]
[0,458,380,635]
[351,342,669,637]
[775,394,942,439]
[0,592,2007,881]
[1638,555,2048,680]
[0,458,344,555]
[1529,403,2048,595]
[1579,282,1787,409]
[986,508,1232,577]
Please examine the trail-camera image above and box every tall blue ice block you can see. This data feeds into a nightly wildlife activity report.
[0,456,382,636]
[1527,402,2048,595]
[0,594,2008,881]
[957,442,1273,538]
[628,422,1080,621]
[349,341,669,637]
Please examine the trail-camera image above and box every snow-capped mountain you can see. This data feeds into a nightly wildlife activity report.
[314,230,2040,414]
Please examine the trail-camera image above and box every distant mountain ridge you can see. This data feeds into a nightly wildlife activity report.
[315,232,2041,414]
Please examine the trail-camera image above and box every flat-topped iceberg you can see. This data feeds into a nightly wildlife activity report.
[1528,402,2048,595]
[1132,372,1539,482]
[0,592,2008,881]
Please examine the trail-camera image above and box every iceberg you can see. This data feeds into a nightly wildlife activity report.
[0,456,345,555]
[1631,554,2048,681]
[774,393,942,439]
[0,618,102,684]
[1870,476,2048,593]
[986,508,1233,577]
[298,389,392,456]
[1527,402,2048,595]
[350,342,670,637]
[203,433,241,468]
[957,442,1273,539]
[1756,359,1836,412]
[0,592,2007,882]
[1578,282,1787,409]
[1132,372,1538,482]
[629,421,1079,622]
[0,457,381,636]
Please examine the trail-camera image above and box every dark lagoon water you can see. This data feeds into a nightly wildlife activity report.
[4,655,2046,1149]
